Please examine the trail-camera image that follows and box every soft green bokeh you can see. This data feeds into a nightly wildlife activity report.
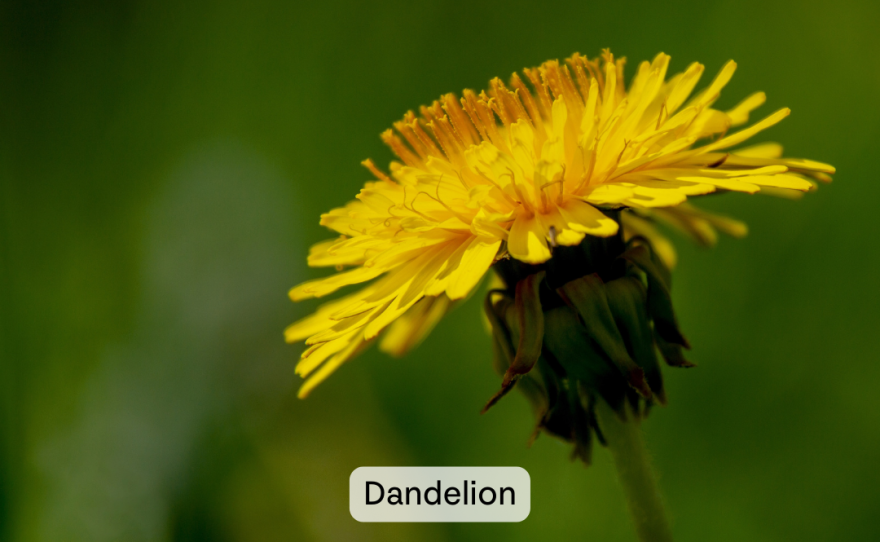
[2,0,878,540]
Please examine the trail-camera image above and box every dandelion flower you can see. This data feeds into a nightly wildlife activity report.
[286,50,834,406]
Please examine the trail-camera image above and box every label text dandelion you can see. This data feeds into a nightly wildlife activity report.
[365,480,515,506]
[350,467,530,522]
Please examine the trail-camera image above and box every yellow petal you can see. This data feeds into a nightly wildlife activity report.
[677,176,761,193]
[330,250,436,319]
[582,184,635,206]
[626,187,688,207]
[665,62,704,114]
[641,169,761,194]
[289,266,385,301]
[298,334,369,398]
[447,237,501,299]
[720,152,836,174]
[600,61,618,122]
[684,108,731,139]
[692,60,736,108]
[296,330,358,377]
[508,119,537,178]
[726,92,766,126]
[734,142,783,158]
[749,174,814,191]
[559,199,619,236]
[284,294,357,343]
[307,302,385,344]
[579,78,600,139]
[364,241,461,339]
[620,177,716,196]
[701,108,790,153]
[538,207,586,246]
[379,295,451,357]
[508,212,552,264]
[307,236,386,267]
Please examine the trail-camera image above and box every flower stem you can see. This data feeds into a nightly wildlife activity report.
[595,399,673,542]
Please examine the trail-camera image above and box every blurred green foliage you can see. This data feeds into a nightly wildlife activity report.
[2,0,879,540]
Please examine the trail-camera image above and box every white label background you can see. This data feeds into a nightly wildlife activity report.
[350,467,530,523]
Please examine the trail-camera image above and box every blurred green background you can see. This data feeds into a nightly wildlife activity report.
[2,0,878,540]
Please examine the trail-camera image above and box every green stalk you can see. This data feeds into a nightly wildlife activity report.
[595,399,673,542]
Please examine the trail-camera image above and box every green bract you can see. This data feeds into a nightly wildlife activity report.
[485,216,692,464]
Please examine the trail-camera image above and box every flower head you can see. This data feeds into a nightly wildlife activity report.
[286,50,834,400]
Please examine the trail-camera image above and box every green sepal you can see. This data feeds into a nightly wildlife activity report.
[557,274,652,398]
[484,290,514,372]
[568,384,593,464]
[506,271,546,384]
[482,293,516,413]
[605,276,667,405]
[480,227,698,465]
[512,370,551,443]
[655,333,697,368]
[619,244,690,349]
[541,306,629,414]
[482,273,545,413]
[486,292,554,426]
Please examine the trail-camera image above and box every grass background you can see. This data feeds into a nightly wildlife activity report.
[2,0,879,540]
